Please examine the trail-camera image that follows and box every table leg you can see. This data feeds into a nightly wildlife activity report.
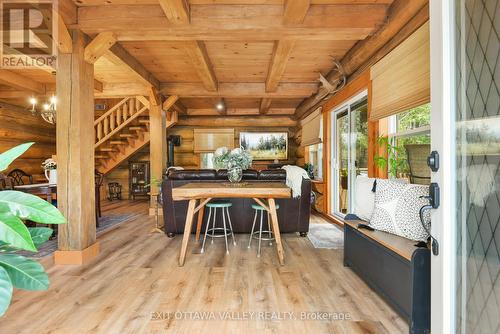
[195,201,205,243]
[179,199,197,266]
[268,198,284,265]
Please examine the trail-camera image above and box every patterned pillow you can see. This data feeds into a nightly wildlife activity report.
[370,179,431,242]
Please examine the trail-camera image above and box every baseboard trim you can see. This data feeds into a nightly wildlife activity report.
[314,210,344,228]
[54,242,100,265]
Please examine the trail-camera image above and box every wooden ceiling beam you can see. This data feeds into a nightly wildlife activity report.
[159,0,190,24]
[260,98,272,115]
[55,11,73,54]
[162,95,180,111]
[160,82,317,98]
[295,0,428,119]
[183,41,218,91]
[266,40,295,92]
[283,0,311,25]
[75,1,393,5]
[103,43,161,90]
[84,32,117,64]
[172,100,187,114]
[149,86,161,106]
[94,79,104,92]
[76,4,387,41]
[177,115,298,127]
[94,82,150,97]
[0,70,46,94]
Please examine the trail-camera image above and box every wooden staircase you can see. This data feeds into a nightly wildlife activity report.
[94,96,151,174]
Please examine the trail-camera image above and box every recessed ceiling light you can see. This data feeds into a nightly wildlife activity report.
[216,102,224,110]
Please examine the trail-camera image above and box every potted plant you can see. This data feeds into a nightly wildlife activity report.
[303,163,314,179]
[42,158,57,185]
[0,143,66,316]
[213,147,253,183]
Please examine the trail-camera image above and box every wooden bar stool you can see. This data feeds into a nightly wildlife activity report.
[248,203,279,257]
[201,201,236,254]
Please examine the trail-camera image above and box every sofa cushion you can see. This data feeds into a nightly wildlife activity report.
[370,179,431,242]
[216,169,259,180]
[258,169,286,180]
[168,169,217,180]
[353,175,376,221]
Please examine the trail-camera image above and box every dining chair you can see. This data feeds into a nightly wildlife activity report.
[7,169,33,186]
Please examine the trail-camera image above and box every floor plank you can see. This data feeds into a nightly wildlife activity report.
[0,201,408,334]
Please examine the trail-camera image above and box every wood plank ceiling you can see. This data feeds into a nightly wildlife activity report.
[0,0,395,117]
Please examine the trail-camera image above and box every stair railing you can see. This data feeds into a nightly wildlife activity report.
[94,96,149,148]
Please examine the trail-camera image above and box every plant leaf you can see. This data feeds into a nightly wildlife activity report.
[0,143,34,172]
[28,227,53,247]
[0,191,66,225]
[0,253,49,291]
[0,266,13,316]
[0,213,36,252]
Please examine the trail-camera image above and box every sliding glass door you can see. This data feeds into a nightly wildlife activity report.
[330,92,368,217]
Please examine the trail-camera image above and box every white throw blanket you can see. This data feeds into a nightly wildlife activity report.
[281,165,310,198]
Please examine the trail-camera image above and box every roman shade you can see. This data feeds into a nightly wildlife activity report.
[301,108,322,146]
[370,22,430,121]
[193,128,234,153]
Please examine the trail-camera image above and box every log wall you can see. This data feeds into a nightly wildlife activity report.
[0,105,56,180]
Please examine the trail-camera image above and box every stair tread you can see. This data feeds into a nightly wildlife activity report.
[119,133,136,137]
[128,126,146,130]
[97,148,117,152]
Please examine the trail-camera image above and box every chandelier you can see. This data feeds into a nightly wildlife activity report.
[29,96,57,124]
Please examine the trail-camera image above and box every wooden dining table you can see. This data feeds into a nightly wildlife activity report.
[14,183,57,201]
[171,182,292,266]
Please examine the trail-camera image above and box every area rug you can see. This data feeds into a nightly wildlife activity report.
[19,213,136,258]
[307,223,344,249]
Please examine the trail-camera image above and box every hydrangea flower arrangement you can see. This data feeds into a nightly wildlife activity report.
[213,147,252,170]
[41,158,57,170]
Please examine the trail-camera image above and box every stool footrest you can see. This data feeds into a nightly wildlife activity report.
[251,230,274,241]
[207,227,232,238]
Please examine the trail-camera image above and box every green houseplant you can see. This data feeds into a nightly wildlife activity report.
[373,136,407,178]
[0,143,66,316]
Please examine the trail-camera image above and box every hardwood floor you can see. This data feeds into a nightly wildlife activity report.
[0,201,408,334]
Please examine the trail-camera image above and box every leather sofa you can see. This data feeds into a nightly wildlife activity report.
[161,169,311,237]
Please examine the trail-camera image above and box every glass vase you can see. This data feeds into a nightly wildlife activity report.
[227,167,243,183]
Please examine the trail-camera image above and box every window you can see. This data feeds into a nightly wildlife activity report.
[200,152,214,169]
[385,103,431,178]
[305,115,323,180]
[307,143,323,180]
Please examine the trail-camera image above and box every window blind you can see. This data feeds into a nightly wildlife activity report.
[301,108,322,146]
[370,22,430,121]
[193,129,235,153]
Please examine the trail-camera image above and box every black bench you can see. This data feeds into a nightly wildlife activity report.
[343,218,430,334]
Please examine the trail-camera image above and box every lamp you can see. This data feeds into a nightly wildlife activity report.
[28,95,57,124]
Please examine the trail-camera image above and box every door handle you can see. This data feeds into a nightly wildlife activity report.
[419,183,440,256]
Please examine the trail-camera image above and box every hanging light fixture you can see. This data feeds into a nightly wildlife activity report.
[28,95,57,124]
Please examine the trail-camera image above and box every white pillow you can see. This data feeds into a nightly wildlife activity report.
[353,175,376,221]
[370,179,431,242]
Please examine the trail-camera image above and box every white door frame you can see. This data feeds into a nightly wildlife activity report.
[429,0,456,333]
[329,90,368,217]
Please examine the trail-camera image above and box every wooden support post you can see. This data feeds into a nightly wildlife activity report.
[54,30,99,265]
[149,91,167,213]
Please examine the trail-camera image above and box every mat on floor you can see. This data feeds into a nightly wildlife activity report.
[307,223,344,249]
